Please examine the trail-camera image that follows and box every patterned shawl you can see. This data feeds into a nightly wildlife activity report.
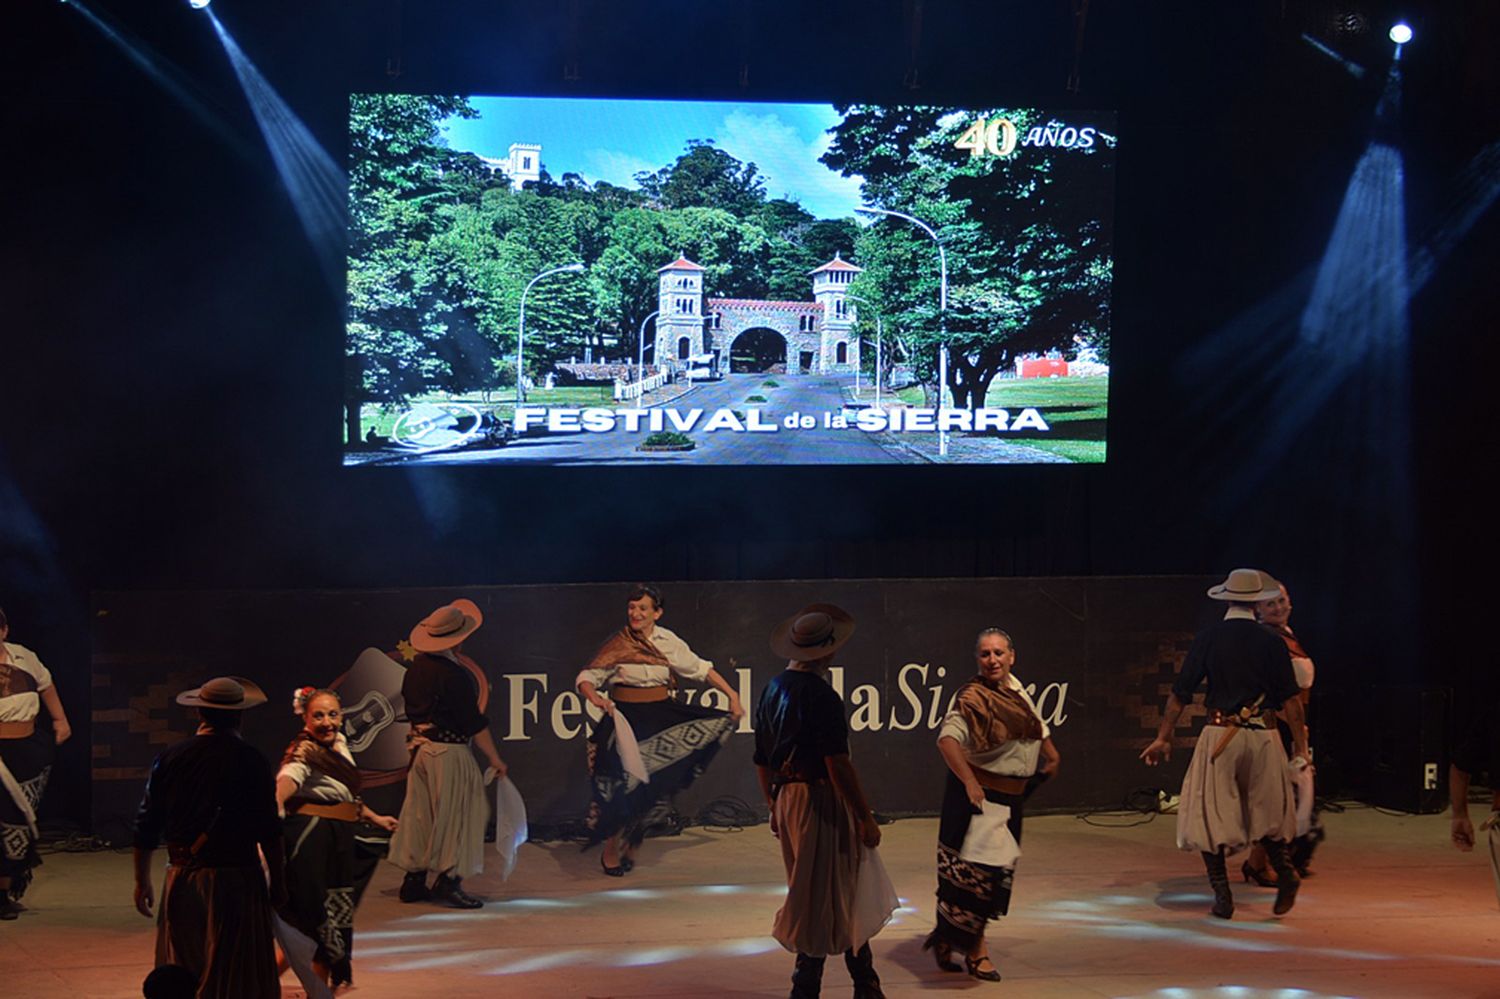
[586,627,672,672]
[1272,625,1311,660]
[953,676,1044,754]
[280,731,363,794]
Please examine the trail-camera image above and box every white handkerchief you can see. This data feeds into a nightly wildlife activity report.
[849,845,900,949]
[272,913,333,999]
[612,710,650,785]
[493,776,529,881]
[959,800,1022,868]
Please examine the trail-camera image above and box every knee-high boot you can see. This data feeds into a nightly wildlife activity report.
[1259,837,1300,915]
[1202,849,1233,919]
[845,943,885,998]
[790,953,825,999]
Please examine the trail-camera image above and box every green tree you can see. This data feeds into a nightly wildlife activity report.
[825,105,1114,410]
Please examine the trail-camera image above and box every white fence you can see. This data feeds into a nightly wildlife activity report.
[614,369,668,402]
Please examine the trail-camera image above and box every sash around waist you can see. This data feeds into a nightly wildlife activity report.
[288,800,360,822]
[0,719,35,740]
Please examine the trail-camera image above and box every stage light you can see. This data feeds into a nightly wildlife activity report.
[1389,22,1412,44]
[188,0,212,9]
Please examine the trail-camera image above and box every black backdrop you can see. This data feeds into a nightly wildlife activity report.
[89,576,1221,837]
[1,1,1497,828]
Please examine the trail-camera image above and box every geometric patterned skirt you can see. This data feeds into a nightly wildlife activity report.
[585,698,735,847]
[926,772,1025,953]
[281,812,381,986]
[0,732,51,902]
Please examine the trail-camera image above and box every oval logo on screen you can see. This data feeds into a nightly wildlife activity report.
[390,403,484,452]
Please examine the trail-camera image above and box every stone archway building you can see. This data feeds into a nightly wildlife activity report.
[653,254,863,375]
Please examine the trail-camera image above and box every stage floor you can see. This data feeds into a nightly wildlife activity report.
[3,807,1496,998]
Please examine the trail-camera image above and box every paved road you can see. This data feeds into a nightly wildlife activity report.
[379,373,914,466]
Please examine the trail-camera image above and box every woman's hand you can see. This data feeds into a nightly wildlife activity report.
[859,813,882,849]
[53,719,72,746]
[727,695,745,721]
[963,779,986,810]
[371,813,399,833]
[1452,815,1476,852]
[593,696,616,716]
[487,755,509,780]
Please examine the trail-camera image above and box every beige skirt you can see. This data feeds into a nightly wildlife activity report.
[1176,725,1296,854]
[388,741,488,878]
[771,782,897,956]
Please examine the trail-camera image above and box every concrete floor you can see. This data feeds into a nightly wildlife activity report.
[2,807,1497,998]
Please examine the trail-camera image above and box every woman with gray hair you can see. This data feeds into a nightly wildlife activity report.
[924,628,1059,983]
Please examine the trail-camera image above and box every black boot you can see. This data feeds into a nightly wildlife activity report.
[790,953,825,999]
[430,872,484,909]
[1260,838,1300,915]
[1202,850,1233,919]
[845,943,885,998]
[1289,823,1324,877]
[398,870,429,903]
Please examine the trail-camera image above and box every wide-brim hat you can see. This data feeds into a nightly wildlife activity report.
[770,603,856,662]
[1207,568,1282,603]
[410,598,483,652]
[176,676,268,710]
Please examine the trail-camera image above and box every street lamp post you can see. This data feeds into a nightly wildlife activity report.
[636,309,660,392]
[516,262,586,409]
[846,294,883,408]
[856,206,948,457]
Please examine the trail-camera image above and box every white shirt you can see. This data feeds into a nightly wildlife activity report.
[277,733,358,804]
[0,642,52,724]
[937,672,1050,778]
[574,626,712,691]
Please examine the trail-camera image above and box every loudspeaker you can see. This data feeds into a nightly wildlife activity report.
[1367,685,1450,813]
[1316,684,1450,814]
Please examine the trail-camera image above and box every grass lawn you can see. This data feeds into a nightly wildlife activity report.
[355,386,618,441]
[884,377,1108,462]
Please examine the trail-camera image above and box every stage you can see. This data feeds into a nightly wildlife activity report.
[3,807,1495,998]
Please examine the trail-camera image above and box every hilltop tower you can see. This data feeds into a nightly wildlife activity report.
[810,253,862,373]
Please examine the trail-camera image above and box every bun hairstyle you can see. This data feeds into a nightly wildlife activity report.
[292,686,340,715]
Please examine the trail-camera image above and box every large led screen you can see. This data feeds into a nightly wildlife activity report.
[345,96,1115,465]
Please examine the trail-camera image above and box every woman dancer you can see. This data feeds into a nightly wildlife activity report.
[1242,578,1321,884]
[577,584,742,875]
[275,687,398,989]
[0,606,71,920]
[924,628,1059,983]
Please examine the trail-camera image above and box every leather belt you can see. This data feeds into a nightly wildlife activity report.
[972,771,1030,795]
[0,720,35,740]
[611,686,670,704]
[1208,705,1272,761]
[289,800,360,822]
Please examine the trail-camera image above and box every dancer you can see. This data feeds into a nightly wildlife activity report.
[0,606,71,920]
[133,676,285,997]
[388,599,506,909]
[576,584,741,875]
[1242,577,1322,884]
[275,687,398,989]
[753,603,895,999]
[924,628,1059,983]
[1141,569,1306,919]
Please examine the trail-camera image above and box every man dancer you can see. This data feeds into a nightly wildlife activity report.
[1141,569,1307,919]
[754,603,895,999]
[388,599,507,909]
[133,676,285,997]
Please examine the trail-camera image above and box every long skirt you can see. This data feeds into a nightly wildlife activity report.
[927,773,1025,953]
[388,741,488,878]
[156,863,280,999]
[585,698,735,846]
[1177,726,1296,854]
[280,814,383,986]
[771,781,898,957]
[0,732,51,902]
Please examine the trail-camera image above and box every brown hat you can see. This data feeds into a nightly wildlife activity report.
[770,603,856,662]
[1207,568,1282,603]
[175,676,268,710]
[410,598,483,652]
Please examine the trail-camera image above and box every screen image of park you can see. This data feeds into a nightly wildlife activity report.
[344,96,1115,465]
